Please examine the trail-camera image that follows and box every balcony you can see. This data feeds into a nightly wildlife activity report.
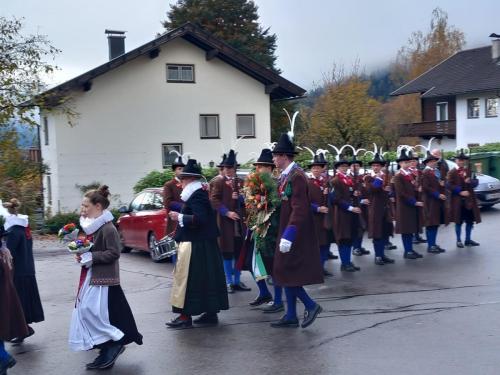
[399,120,456,138]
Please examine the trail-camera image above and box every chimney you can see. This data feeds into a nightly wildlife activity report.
[105,29,126,60]
[490,33,500,62]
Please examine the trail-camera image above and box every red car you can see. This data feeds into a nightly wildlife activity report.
[117,188,171,262]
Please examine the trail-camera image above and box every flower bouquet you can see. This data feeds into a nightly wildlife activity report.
[67,237,93,254]
[58,223,79,242]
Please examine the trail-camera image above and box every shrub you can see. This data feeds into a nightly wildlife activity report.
[470,143,500,153]
[44,211,80,234]
[133,170,174,193]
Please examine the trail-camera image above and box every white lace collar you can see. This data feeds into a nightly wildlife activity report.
[80,210,114,235]
[4,214,29,230]
[181,181,202,202]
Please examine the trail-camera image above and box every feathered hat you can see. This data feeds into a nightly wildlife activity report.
[272,109,299,155]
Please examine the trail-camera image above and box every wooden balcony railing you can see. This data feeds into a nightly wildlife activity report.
[399,120,456,138]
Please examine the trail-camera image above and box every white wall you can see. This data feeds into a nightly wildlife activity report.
[41,38,271,213]
[456,93,500,148]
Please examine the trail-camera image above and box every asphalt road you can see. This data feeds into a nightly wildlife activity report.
[7,207,500,375]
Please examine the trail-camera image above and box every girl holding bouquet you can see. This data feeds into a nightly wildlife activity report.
[69,185,142,370]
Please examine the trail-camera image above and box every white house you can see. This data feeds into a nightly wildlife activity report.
[391,34,500,151]
[39,23,305,213]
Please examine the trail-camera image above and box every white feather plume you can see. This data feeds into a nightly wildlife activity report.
[373,143,378,155]
[303,146,316,158]
[169,150,181,158]
[262,142,276,150]
[316,148,329,156]
[283,108,299,141]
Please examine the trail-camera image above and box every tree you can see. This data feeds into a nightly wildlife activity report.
[0,16,76,127]
[383,8,465,145]
[301,64,383,150]
[162,0,279,72]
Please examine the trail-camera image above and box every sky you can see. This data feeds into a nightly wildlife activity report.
[2,0,500,90]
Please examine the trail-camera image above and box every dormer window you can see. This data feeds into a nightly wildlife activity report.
[167,64,194,83]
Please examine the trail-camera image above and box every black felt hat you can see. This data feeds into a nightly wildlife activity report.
[179,159,203,179]
[349,155,363,167]
[171,156,186,170]
[368,153,386,166]
[271,133,298,155]
[334,154,350,168]
[396,148,413,162]
[422,151,439,164]
[216,154,227,168]
[454,149,470,160]
[220,149,240,168]
[308,153,328,168]
[253,149,274,166]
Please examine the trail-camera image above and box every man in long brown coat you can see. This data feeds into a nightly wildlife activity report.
[307,153,333,276]
[446,150,481,248]
[270,131,323,329]
[331,156,363,272]
[210,149,250,294]
[421,152,448,254]
[409,152,426,244]
[163,156,185,236]
[364,153,395,265]
[393,149,424,259]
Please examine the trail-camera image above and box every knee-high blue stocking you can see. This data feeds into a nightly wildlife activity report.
[353,236,362,249]
[295,287,317,310]
[402,234,413,253]
[455,224,462,242]
[426,226,438,247]
[373,239,385,258]
[274,285,283,305]
[223,259,234,285]
[338,244,352,266]
[465,222,473,242]
[284,287,297,320]
[319,244,330,268]
[256,279,271,298]
[0,341,10,362]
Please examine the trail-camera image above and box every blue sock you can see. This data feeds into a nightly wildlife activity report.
[223,259,233,285]
[171,254,177,265]
[373,239,384,257]
[402,234,413,253]
[295,287,317,310]
[257,279,271,298]
[0,341,10,361]
[339,244,352,265]
[284,287,297,320]
[465,223,473,242]
[353,237,362,249]
[234,266,241,285]
[455,224,462,242]
[426,227,437,247]
[320,245,330,268]
[274,286,283,305]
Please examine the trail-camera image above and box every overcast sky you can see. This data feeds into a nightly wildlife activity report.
[2,0,500,90]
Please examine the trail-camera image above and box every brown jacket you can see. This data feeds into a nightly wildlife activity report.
[393,171,421,234]
[364,174,393,239]
[422,168,449,227]
[0,256,29,340]
[331,175,356,243]
[210,176,246,254]
[163,178,183,235]
[446,168,481,224]
[90,222,121,286]
[274,166,323,287]
[307,177,329,246]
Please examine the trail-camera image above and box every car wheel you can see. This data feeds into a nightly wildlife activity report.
[148,232,164,263]
[118,230,132,253]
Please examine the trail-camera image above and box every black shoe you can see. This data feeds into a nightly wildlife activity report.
[323,269,334,277]
[86,349,107,370]
[413,236,426,244]
[10,326,34,345]
[270,315,299,328]
[456,241,465,248]
[95,343,125,370]
[385,242,397,250]
[193,313,218,325]
[249,294,273,306]
[414,251,423,258]
[341,264,361,272]
[233,282,252,292]
[427,245,442,254]
[352,248,364,256]
[328,252,339,260]
[404,251,419,259]
[165,316,193,329]
[465,240,480,247]
[0,356,16,375]
[301,304,323,328]
[360,247,370,255]
[262,302,284,314]
[374,257,385,265]
[382,256,395,264]
[227,283,235,294]
[436,245,446,253]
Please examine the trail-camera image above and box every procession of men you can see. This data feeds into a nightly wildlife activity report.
[164,111,482,330]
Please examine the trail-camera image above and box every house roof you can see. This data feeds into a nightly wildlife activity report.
[390,46,500,98]
[41,22,306,102]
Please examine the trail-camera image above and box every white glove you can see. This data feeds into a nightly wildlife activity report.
[80,252,93,268]
[279,239,292,253]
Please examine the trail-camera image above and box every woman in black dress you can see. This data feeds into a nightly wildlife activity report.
[2,199,44,343]
[166,159,229,329]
